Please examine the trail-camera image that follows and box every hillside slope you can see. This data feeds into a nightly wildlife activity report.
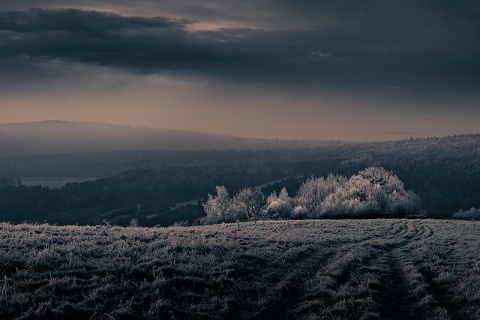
[0,120,338,157]
[0,134,479,222]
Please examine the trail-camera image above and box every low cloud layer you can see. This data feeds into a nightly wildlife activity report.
[0,3,478,91]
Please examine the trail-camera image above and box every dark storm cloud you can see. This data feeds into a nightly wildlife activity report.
[0,9,315,78]
[0,2,479,91]
[0,8,190,33]
[0,8,192,58]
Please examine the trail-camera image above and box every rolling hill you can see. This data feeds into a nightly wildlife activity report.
[0,120,340,157]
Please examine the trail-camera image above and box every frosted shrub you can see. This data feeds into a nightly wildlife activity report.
[202,186,233,223]
[453,207,480,220]
[266,188,293,217]
[231,187,266,219]
[295,174,347,217]
[319,167,420,217]
[203,186,267,223]
[292,205,309,219]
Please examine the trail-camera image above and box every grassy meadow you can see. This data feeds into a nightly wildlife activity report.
[0,219,479,319]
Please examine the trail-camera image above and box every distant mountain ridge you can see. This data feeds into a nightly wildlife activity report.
[0,120,340,157]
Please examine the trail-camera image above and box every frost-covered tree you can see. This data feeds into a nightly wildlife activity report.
[294,174,347,217]
[292,167,421,218]
[231,187,267,219]
[320,167,420,217]
[266,187,293,216]
[203,186,232,222]
[357,167,419,216]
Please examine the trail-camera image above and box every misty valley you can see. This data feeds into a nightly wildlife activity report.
[0,123,479,226]
[0,122,479,319]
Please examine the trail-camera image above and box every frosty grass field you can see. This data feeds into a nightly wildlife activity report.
[0,219,479,319]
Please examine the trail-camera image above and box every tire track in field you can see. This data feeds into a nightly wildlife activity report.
[373,249,422,320]
[227,244,334,320]
[409,224,460,319]
[320,220,437,320]
[282,222,421,320]
[415,221,434,238]
[388,220,409,238]
[389,220,434,245]
[286,238,386,320]
[418,265,461,318]
[252,247,335,320]
[372,220,439,320]
[411,221,463,319]
[236,227,385,320]
[356,221,418,319]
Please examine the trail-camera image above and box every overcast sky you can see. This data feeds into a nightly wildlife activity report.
[0,0,479,141]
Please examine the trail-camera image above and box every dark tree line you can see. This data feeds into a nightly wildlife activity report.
[0,134,479,225]
[0,160,340,226]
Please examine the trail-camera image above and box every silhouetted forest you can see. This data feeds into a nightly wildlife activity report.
[0,159,341,226]
[0,134,479,225]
